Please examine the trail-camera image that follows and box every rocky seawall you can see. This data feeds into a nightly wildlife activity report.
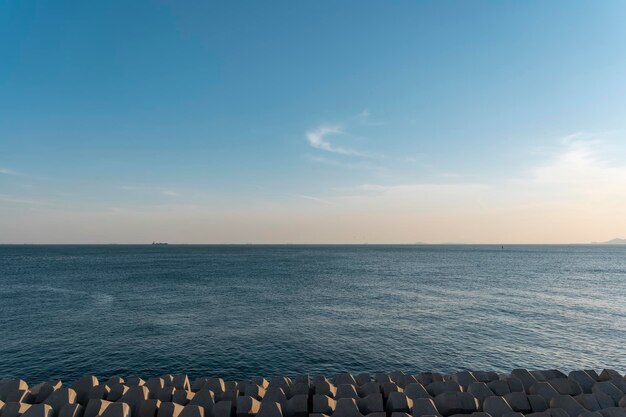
[1,369,626,417]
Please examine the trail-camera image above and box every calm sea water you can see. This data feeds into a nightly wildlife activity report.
[0,244,625,382]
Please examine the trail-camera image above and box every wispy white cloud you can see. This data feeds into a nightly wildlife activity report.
[518,133,626,201]
[305,126,364,156]
[521,133,623,182]
[0,167,20,176]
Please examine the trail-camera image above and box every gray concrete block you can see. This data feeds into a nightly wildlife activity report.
[44,388,77,417]
[331,398,362,417]
[100,403,130,417]
[72,378,99,406]
[59,404,84,417]
[107,386,128,403]
[592,383,622,405]
[356,394,383,414]
[548,395,586,417]
[385,392,412,414]
[2,402,32,417]
[510,370,537,394]
[137,400,161,417]
[157,403,184,417]
[256,402,282,417]
[548,379,582,396]
[21,404,54,417]
[411,398,440,417]
[179,405,204,417]
[569,372,596,394]
[433,392,478,416]
[335,386,358,400]
[84,400,112,417]
[530,383,560,403]
[236,397,260,417]
[482,396,513,417]
[426,382,461,397]
[312,395,335,415]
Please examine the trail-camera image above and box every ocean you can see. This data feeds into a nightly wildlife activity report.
[0,244,624,382]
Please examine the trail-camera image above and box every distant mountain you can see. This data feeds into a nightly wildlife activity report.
[592,238,626,244]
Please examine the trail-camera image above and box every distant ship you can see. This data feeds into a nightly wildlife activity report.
[152,242,168,245]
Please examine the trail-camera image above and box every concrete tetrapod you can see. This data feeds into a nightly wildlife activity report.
[592,383,622,405]
[71,378,99,406]
[336,386,359,400]
[100,403,131,417]
[157,403,184,417]
[357,394,383,414]
[262,388,286,407]
[568,372,596,394]
[482,396,513,417]
[0,380,29,402]
[35,381,64,404]
[358,383,381,398]
[548,380,583,397]
[312,395,335,415]
[89,387,110,402]
[386,392,413,414]
[598,408,626,417]
[575,394,613,411]
[138,400,161,417]
[172,391,194,406]
[433,392,479,417]
[530,383,560,403]
[426,382,462,397]
[332,398,362,417]
[334,375,357,387]
[510,370,537,394]
[500,393,531,414]
[2,402,32,417]
[549,395,587,417]
[236,397,260,417]
[188,389,215,417]
[179,405,204,417]
[59,404,84,417]
[468,383,495,409]
[411,398,441,417]
[84,400,112,417]
[21,405,55,417]
[283,394,308,417]
[256,402,282,417]
[44,388,77,417]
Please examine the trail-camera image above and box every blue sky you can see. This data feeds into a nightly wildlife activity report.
[2,1,626,243]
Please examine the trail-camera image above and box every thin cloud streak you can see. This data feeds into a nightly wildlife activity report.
[305,126,364,156]
[0,167,22,176]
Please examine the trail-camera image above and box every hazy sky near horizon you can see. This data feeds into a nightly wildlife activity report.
[2,1,626,243]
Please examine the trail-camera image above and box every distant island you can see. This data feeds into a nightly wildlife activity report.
[592,238,626,244]
[151,242,168,245]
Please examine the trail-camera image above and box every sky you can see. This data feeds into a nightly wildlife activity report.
[1,1,626,244]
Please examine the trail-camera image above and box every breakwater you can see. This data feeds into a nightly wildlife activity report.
[1,369,625,417]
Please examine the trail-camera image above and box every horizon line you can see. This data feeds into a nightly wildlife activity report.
[0,242,623,246]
